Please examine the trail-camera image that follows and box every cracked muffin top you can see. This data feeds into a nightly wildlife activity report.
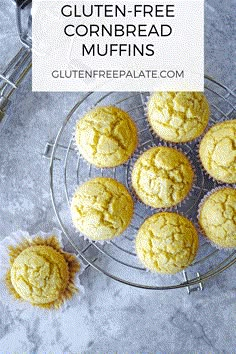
[199,119,236,183]
[71,177,133,241]
[198,187,236,248]
[74,106,138,167]
[131,146,194,208]
[135,212,198,274]
[147,92,210,143]
[10,245,69,305]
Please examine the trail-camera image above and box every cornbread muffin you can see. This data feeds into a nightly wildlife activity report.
[10,245,69,305]
[75,106,138,167]
[71,177,133,241]
[147,92,210,142]
[198,188,236,248]
[131,147,194,208]
[199,120,236,183]
[5,234,81,309]
[135,212,198,274]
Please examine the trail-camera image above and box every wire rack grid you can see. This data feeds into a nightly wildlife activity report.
[49,76,236,291]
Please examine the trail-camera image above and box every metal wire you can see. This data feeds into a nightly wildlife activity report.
[49,77,236,290]
[0,1,32,122]
[0,47,31,122]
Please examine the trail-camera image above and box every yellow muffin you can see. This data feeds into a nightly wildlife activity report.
[131,147,194,208]
[71,177,133,241]
[199,188,236,248]
[147,92,210,142]
[10,245,69,305]
[75,106,138,167]
[199,120,236,183]
[136,212,198,274]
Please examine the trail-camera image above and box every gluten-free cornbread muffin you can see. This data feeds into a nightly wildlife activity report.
[10,245,69,305]
[135,212,198,274]
[131,147,194,208]
[198,188,236,248]
[5,234,81,309]
[75,106,138,167]
[71,177,133,241]
[147,92,210,142]
[199,120,236,183]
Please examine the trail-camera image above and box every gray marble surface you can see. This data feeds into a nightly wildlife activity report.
[0,0,235,352]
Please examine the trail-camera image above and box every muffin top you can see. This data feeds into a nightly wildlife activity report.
[71,177,133,241]
[199,187,236,248]
[135,212,198,274]
[75,106,138,167]
[147,92,210,143]
[131,146,194,208]
[10,245,69,305]
[199,120,236,183]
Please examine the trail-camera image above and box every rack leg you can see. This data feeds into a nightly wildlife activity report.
[183,270,204,294]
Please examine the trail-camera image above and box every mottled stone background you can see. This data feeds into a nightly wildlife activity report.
[0,0,235,352]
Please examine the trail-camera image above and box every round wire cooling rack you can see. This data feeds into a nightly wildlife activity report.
[50,75,236,291]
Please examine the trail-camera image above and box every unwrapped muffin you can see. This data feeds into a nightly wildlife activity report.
[131,146,194,208]
[198,187,236,248]
[199,119,236,183]
[74,106,138,167]
[4,232,81,309]
[10,246,69,305]
[135,212,198,274]
[147,92,210,143]
[71,177,133,241]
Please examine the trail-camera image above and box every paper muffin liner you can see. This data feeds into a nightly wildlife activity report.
[72,105,139,170]
[0,229,85,314]
[70,184,135,246]
[132,210,200,275]
[144,93,210,146]
[197,118,236,185]
[197,186,236,251]
[127,142,197,214]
